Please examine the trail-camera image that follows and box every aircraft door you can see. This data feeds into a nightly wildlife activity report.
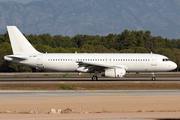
[37,55,44,68]
[151,55,157,66]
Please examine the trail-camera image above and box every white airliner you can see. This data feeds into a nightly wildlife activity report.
[4,26,177,81]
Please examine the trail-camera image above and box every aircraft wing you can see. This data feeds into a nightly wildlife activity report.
[77,61,121,73]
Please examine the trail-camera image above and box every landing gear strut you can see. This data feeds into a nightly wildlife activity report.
[92,70,99,81]
[92,76,98,81]
[151,72,156,81]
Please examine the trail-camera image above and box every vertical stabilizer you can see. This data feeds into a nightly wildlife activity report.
[7,26,40,55]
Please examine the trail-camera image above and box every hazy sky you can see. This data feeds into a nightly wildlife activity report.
[0,0,42,4]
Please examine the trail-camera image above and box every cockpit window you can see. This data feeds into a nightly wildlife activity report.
[163,58,171,61]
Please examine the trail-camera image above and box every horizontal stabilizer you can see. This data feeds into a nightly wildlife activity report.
[4,55,27,61]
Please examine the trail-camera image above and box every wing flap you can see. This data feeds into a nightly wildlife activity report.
[77,61,111,73]
[76,61,128,73]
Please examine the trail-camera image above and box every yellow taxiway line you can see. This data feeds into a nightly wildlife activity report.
[87,92,129,96]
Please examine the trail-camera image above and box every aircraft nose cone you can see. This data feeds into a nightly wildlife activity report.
[172,62,177,70]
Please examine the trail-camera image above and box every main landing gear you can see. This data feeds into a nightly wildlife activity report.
[151,72,156,81]
[92,70,99,81]
[92,76,98,81]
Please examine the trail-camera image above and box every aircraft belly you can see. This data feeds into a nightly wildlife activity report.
[124,62,144,71]
[128,65,144,71]
[58,62,77,71]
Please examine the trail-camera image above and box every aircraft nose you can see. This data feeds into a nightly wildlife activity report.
[171,62,177,70]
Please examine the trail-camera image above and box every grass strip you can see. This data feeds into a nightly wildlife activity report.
[0,83,180,90]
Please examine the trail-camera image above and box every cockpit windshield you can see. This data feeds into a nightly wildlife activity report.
[162,58,171,61]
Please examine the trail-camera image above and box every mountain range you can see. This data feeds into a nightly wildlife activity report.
[0,0,180,39]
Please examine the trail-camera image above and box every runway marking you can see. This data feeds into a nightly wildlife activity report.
[59,82,65,83]
[135,81,141,83]
[87,92,129,96]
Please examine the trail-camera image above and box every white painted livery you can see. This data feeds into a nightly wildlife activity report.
[4,26,177,81]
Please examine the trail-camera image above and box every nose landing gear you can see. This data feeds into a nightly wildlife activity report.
[151,72,156,81]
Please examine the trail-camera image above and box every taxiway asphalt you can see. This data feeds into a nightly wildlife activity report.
[0,90,180,98]
[0,77,179,83]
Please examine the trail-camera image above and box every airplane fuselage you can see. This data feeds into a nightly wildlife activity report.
[5,53,177,72]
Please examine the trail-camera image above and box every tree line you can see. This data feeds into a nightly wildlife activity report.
[0,29,180,72]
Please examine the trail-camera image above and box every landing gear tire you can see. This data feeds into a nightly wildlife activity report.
[151,77,156,81]
[151,72,156,81]
[92,76,98,81]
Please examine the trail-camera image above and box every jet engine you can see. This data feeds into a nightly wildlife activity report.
[104,68,126,78]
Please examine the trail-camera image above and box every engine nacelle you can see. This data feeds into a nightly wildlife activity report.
[105,68,126,78]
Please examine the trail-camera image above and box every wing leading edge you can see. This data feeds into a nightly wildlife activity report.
[76,61,126,73]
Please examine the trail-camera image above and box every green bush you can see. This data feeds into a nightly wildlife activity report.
[60,73,70,77]
[58,84,75,90]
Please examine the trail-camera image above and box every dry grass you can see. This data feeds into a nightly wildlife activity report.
[0,82,180,90]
